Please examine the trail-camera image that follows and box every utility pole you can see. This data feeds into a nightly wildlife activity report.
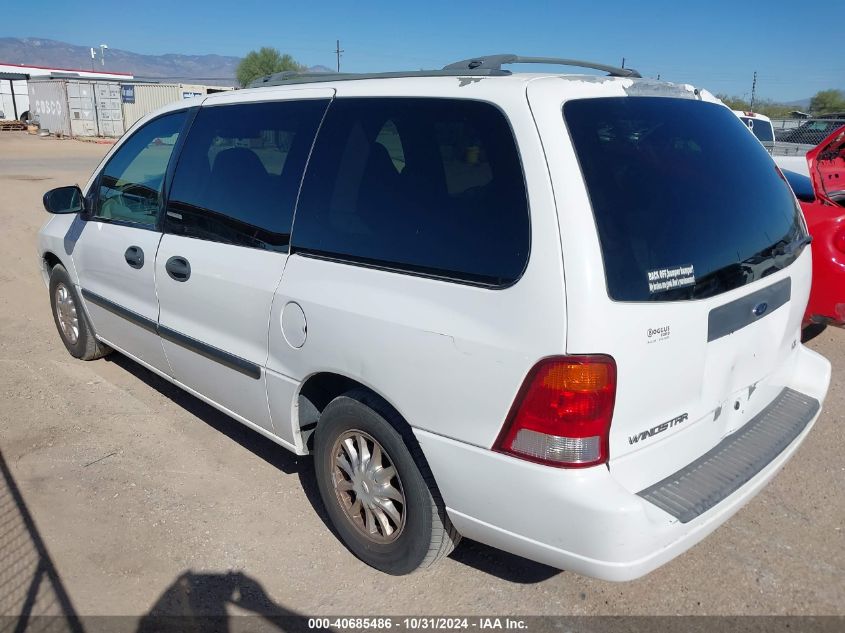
[750,71,757,111]
[621,57,625,69]
[335,40,344,72]
[100,44,108,68]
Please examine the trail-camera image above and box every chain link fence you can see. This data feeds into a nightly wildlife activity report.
[0,451,81,633]
[771,118,845,156]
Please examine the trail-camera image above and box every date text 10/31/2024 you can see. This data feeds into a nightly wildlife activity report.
[307,618,529,630]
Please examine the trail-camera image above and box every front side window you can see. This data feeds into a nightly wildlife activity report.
[292,98,529,286]
[565,97,805,302]
[94,111,186,226]
[165,100,329,251]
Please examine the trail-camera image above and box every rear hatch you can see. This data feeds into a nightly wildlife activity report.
[559,95,811,491]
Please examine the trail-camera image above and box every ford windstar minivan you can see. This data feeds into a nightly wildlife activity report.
[38,55,830,579]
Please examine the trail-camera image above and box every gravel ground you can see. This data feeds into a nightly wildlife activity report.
[0,132,843,621]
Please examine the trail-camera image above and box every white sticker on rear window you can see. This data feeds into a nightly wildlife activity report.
[647,265,695,294]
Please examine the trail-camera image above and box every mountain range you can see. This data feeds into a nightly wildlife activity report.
[0,37,331,86]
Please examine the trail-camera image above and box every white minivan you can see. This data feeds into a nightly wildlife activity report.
[38,55,830,580]
[733,109,776,151]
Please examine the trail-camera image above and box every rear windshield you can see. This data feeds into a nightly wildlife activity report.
[565,97,805,302]
[739,116,775,142]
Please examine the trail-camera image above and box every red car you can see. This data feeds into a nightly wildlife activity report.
[782,124,845,340]
[807,124,845,205]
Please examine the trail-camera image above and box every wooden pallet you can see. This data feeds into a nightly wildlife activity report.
[0,121,26,131]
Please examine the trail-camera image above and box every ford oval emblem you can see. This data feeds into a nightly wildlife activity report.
[753,302,768,317]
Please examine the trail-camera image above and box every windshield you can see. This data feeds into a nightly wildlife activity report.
[565,97,806,302]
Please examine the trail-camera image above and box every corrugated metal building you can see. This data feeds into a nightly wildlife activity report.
[0,72,28,120]
[0,62,134,121]
[26,78,232,137]
[120,83,211,128]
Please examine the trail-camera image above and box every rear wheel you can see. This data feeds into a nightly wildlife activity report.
[314,390,460,574]
[49,264,111,360]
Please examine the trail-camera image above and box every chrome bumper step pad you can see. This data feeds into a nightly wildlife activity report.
[638,388,819,523]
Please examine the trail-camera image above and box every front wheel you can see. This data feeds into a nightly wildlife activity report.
[49,264,111,360]
[314,391,460,574]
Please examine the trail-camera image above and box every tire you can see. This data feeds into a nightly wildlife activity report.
[314,390,460,574]
[49,264,111,361]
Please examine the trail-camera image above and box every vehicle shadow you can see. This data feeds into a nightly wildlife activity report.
[0,449,83,632]
[136,570,318,633]
[104,353,560,585]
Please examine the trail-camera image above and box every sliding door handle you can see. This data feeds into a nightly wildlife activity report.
[165,256,191,282]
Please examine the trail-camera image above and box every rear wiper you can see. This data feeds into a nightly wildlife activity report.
[754,234,812,262]
[771,234,812,257]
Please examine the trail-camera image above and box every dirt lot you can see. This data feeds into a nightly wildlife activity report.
[1,132,843,621]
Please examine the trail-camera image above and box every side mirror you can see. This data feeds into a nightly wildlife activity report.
[43,186,84,214]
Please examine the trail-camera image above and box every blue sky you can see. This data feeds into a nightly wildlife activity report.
[11,0,845,102]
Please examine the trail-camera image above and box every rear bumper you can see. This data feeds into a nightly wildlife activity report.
[415,346,830,581]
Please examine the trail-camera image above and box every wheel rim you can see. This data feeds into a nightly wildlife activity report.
[54,283,79,345]
[331,430,406,543]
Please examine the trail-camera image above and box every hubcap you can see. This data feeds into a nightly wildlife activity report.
[54,283,79,345]
[331,430,406,543]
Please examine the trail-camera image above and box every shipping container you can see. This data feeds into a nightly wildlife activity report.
[27,79,71,135]
[120,83,209,128]
[28,78,126,138]
[66,80,124,137]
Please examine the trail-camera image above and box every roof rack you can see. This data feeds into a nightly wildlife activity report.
[248,68,510,88]
[443,54,641,78]
[248,54,641,88]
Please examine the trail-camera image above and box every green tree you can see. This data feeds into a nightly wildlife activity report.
[716,94,750,111]
[715,94,795,119]
[809,90,845,116]
[236,47,305,87]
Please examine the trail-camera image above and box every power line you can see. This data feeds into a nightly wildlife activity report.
[335,40,344,73]
[750,71,757,110]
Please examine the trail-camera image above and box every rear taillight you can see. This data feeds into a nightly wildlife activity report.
[494,355,617,468]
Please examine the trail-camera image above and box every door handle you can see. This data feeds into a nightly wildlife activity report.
[165,256,191,282]
[124,245,144,269]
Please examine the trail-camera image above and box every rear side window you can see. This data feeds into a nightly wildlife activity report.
[292,98,529,286]
[94,111,186,226]
[165,100,329,251]
[565,97,805,302]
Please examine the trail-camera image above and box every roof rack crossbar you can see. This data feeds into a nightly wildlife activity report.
[443,54,641,78]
